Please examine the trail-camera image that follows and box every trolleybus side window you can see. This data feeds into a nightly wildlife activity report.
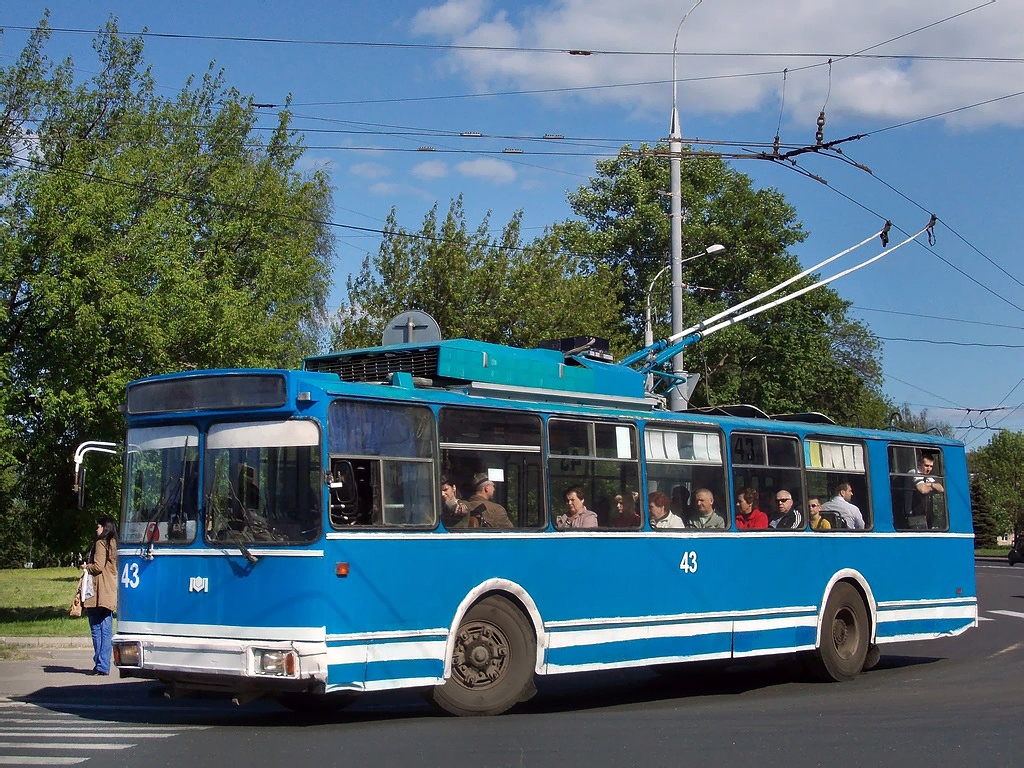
[548,418,640,529]
[731,432,806,530]
[439,407,543,530]
[122,425,200,544]
[889,445,948,531]
[644,425,727,530]
[327,401,436,528]
[203,420,322,545]
[804,438,870,530]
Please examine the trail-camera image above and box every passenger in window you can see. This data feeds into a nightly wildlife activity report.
[466,474,514,528]
[556,485,599,529]
[671,486,690,520]
[808,497,831,530]
[735,487,768,529]
[441,475,473,529]
[610,491,641,528]
[911,454,944,529]
[820,483,865,530]
[769,491,804,529]
[649,491,685,529]
[687,488,726,529]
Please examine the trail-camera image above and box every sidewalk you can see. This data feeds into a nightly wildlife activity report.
[0,637,138,702]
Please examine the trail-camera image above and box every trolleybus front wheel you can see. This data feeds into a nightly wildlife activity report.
[810,582,869,682]
[432,595,536,716]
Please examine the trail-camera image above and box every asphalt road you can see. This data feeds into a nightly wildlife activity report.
[2,560,1022,767]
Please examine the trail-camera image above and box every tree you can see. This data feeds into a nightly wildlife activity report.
[552,145,889,426]
[330,197,627,352]
[0,18,334,562]
[969,473,998,549]
[888,404,955,437]
[968,430,1024,539]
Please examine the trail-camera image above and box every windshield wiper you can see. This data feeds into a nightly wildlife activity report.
[227,530,259,564]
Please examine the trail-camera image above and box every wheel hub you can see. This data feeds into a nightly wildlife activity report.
[452,621,509,689]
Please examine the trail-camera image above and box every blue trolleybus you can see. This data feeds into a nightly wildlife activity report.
[105,335,976,715]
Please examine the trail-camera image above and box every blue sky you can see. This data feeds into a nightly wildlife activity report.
[3,0,1022,448]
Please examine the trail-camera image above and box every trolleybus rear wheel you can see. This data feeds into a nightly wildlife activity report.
[432,596,536,716]
[810,582,869,682]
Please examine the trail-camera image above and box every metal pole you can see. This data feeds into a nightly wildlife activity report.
[669,0,704,411]
[645,263,670,347]
[646,246,722,348]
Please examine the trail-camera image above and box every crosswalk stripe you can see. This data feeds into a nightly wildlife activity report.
[0,732,174,739]
[0,743,133,751]
[0,758,89,765]
[990,609,1024,619]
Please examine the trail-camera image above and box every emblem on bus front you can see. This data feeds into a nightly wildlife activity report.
[189,577,209,593]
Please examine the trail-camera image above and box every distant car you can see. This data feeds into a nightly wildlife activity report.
[1009,537,1024,566]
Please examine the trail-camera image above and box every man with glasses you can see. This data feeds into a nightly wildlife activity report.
[808,497,831,530]
[769,491,804,529]
[821,482,866,530]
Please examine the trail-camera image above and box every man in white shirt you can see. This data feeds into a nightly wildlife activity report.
[820,483,865,529]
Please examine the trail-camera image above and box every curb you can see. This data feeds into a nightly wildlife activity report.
[1,636,92,648]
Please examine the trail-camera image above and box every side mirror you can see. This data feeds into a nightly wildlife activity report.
[72,441,120,509]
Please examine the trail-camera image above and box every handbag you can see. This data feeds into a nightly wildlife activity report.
[80,570,95,602]
[69,589,82,618]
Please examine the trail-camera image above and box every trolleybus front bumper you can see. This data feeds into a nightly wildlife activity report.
[112,633,329,697]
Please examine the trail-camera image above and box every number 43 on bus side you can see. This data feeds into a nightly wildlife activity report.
[678,551,698,573]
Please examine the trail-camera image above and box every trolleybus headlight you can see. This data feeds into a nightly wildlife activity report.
[255,649,298,676]
[113,642,141,667]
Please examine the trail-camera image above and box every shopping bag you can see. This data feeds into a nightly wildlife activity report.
[69,589,82,618]
[79,570,95,602]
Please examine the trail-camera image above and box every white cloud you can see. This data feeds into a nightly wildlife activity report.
[410,0,1024,130]
[454,157,517,183]
[411,0,489,36]
[412,160,449,179]
[350,162,391,179]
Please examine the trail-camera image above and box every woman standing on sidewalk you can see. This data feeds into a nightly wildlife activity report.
[83,517,118,676]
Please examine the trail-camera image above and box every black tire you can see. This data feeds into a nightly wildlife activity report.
[276,691,357,715]
[1009,551,1020,566]
[431,596,536,716]
[809,582,869,682]
[862,643,881,671]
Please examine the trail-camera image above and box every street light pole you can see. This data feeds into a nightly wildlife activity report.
[669,0,705,411]
[645,263,671,347]
[645,244,725,347]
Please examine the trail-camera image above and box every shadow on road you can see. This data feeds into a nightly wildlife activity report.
[19,652,946,728]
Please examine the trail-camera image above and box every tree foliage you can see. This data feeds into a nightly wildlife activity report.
[968,430,1024,539]
[0,18,334,562]
[888,404,955,437]
[969,473,998,549]
[330,197,627,352]
[551,145,889,426]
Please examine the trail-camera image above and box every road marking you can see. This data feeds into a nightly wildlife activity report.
[990,609,1024,619]
[0,759,88,765]
[0,732,175,739]
[0,744,133,751]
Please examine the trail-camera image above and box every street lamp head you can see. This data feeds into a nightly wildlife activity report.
[705,244,726,256]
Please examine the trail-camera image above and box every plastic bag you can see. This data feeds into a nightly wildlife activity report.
[80,570,95,602]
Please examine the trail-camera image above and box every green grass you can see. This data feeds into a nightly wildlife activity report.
[0,566,92,637]
[976,547,1010,558]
